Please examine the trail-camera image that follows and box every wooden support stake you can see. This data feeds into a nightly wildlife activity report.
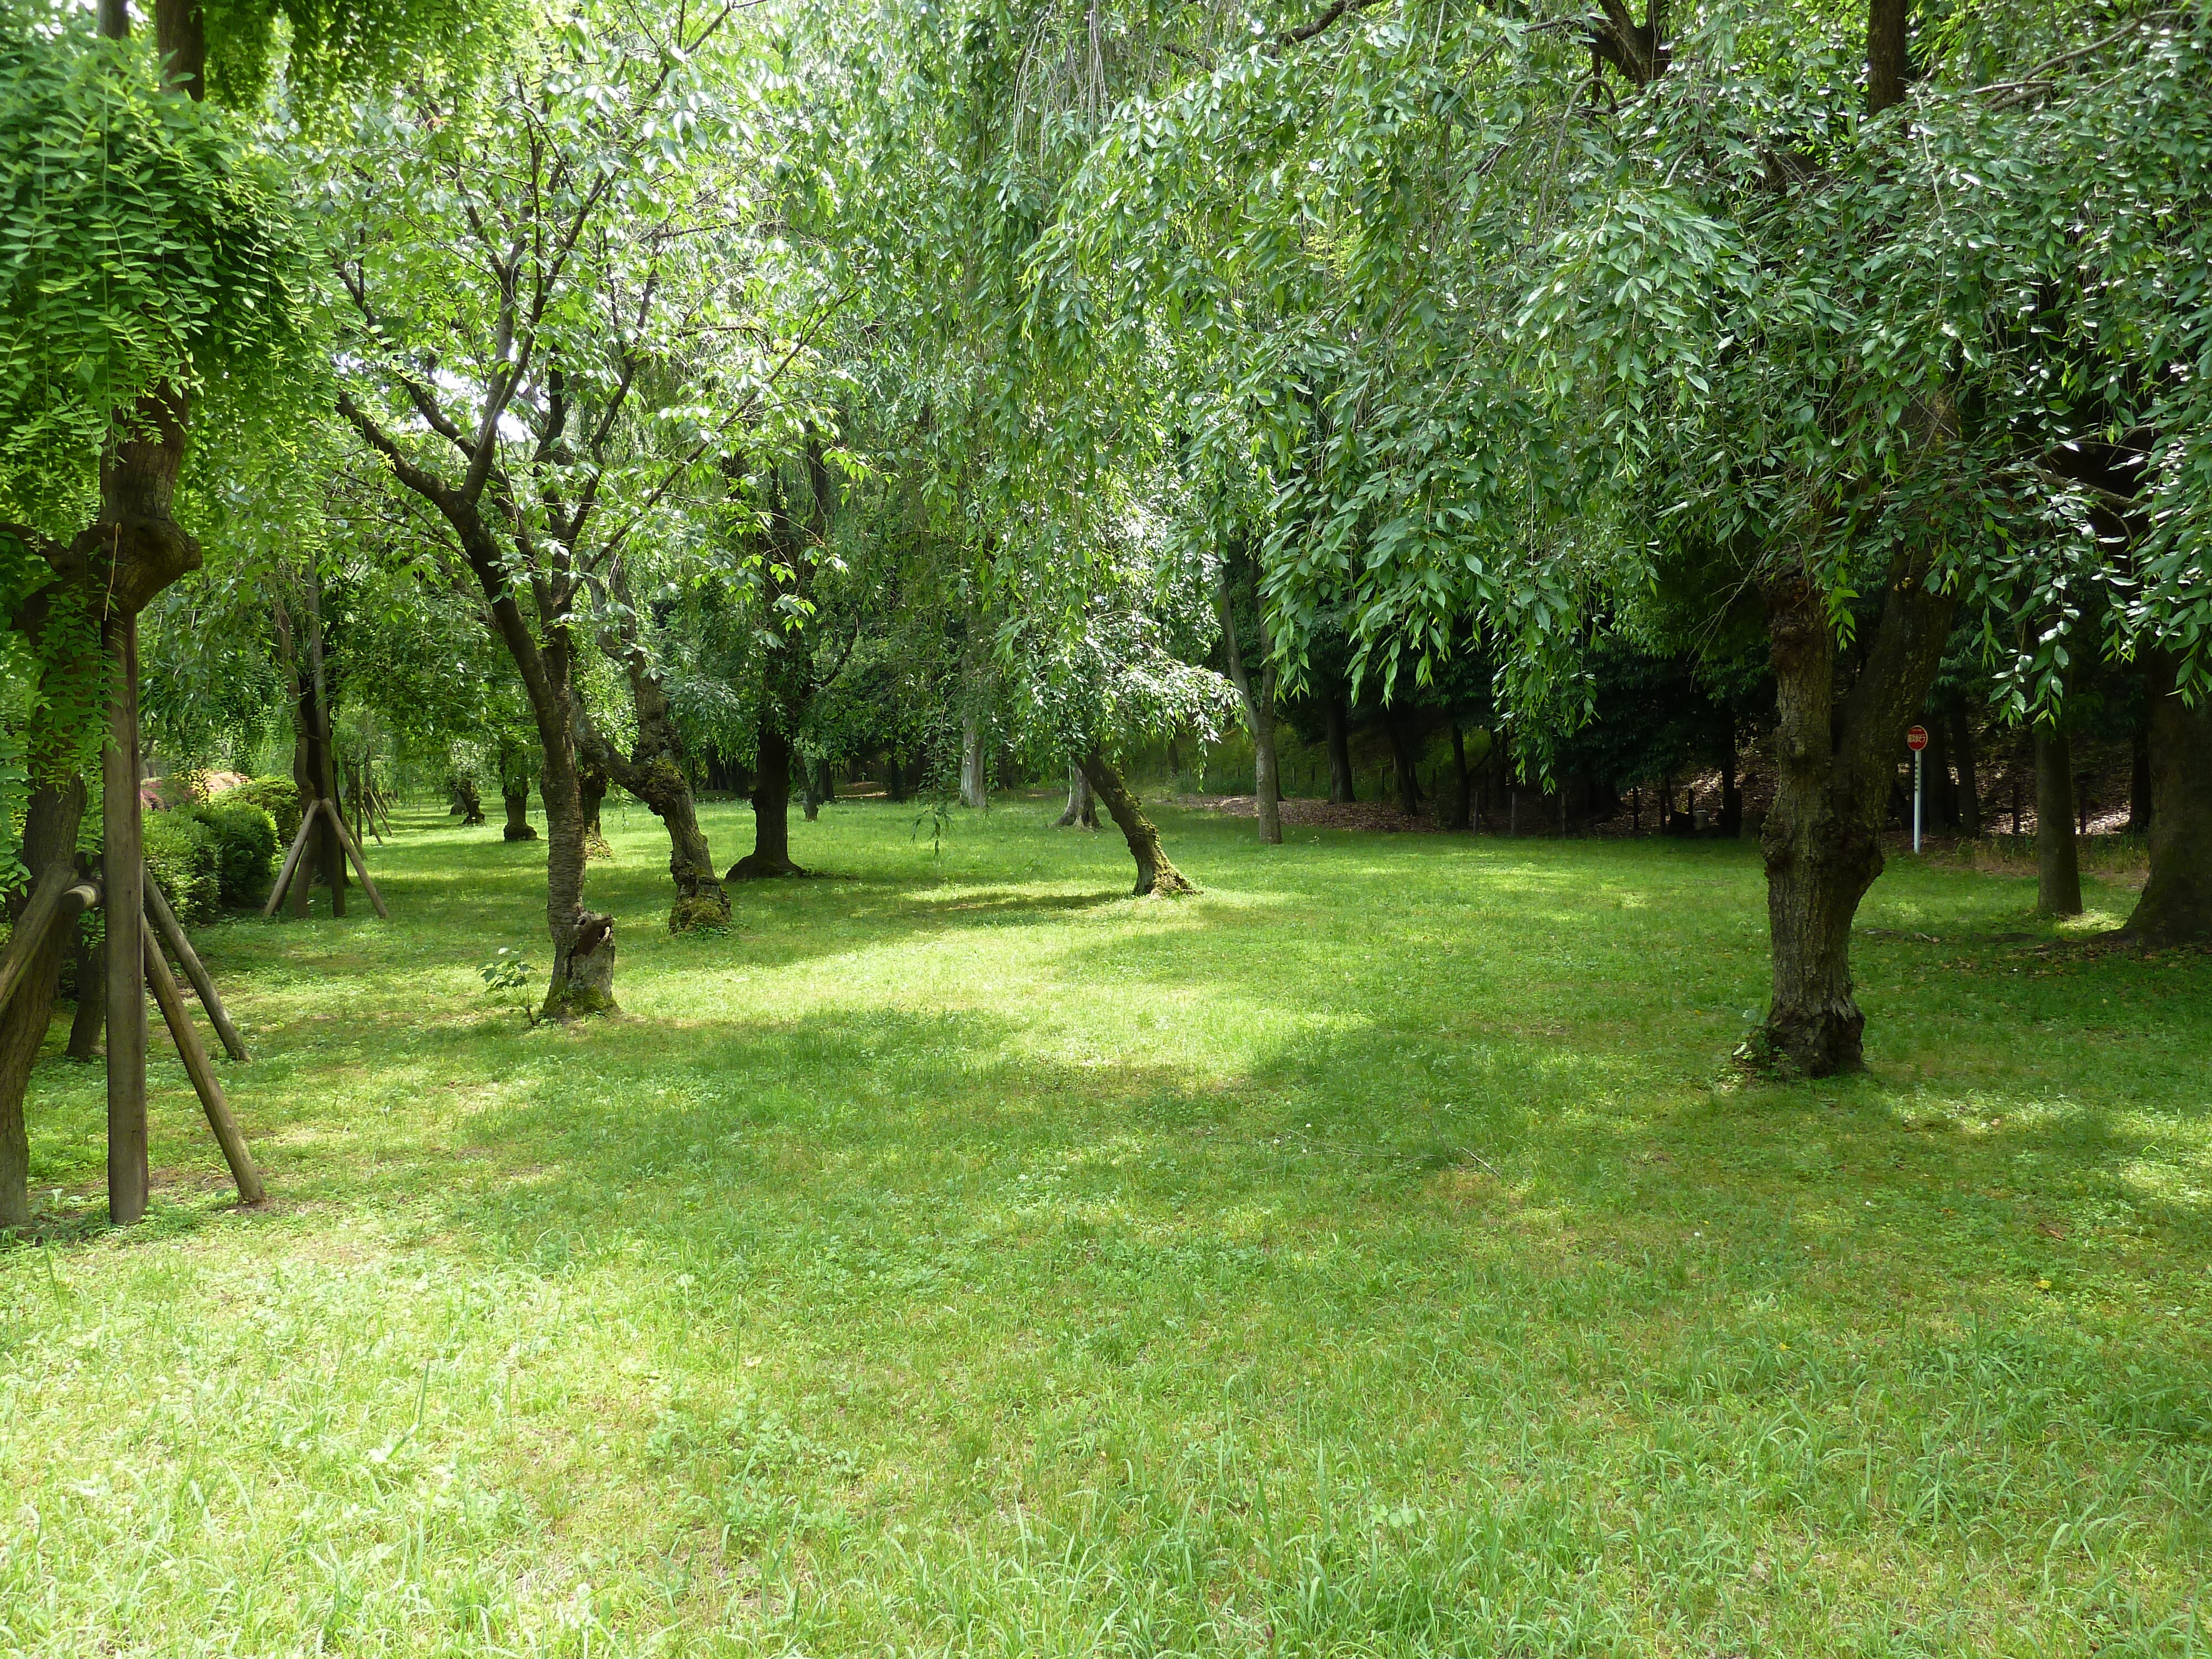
[143,875,248,1062]
[142,931,263,1206]
[321,805,389,919]
[263,797,322,918]
[105,614,148,1225]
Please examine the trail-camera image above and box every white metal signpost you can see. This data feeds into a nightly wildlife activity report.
[1907,724,1930,852]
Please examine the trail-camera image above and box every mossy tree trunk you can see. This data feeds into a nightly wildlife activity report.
[2121,650,2212,944]
[1081,751,1197,896]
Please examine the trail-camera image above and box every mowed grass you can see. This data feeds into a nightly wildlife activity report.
[3,794,2209,1657]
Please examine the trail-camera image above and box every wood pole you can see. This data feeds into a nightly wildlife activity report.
[105,613,148,1225]
[143,874,248,1061]
[142,931,263,1205]
[264,798,322,917]
[321,806,389,919]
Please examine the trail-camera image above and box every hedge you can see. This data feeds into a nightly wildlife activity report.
[143,812,222,926]
[226,775,301,844]
[191,796,279,908]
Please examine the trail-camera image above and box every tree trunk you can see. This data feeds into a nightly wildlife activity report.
[576,601,731,925]
[1081,750,1196,895]
[960,713,988,809]
[885,752,908,803]
[1866,0,1909,114]
[1324,693,1356,804]
[67,936,104,1061]
[728,721,804,879]
[1214,562,1283,844]
[2120,650,2212,944]
[1923,714,1959,831]
[1719,741,1743,837]
[503,784,536,842]
[1055,760,1097,828]
[578,755,611,860]
[451,776,486,825]
[1952,707,1982,839]
[2128,712,2153,836]
[0,781,88,1229]
[2034,722,2083,916]
[1757,560,1957,1076]
[1442,724,1473,832]
[1385,712,1422,815]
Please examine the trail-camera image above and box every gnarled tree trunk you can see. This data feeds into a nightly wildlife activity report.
[1081,751,1196,896]
[2120,650,2212,944]
[2034,722,2082,916]
[1759,560,1956,1075]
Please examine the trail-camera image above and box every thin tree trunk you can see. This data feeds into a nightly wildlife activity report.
[1081,750,1196,895]
[960,713,988,809]
[1924,713,1958,831]
[1055,760,1097,828]
[1324,693,1356,804]
[2035,722,2083,916]
[2120,650,2212,944]
[1442,724,1472,832]
[1214,561,1282,844]
[1952,707,1982,839]
[728,720,804,878]
[1758,561,1956,1075]
[1719,741,1743,837]
[1385,713,1422,815]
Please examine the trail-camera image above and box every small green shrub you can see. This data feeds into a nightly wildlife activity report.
[227,776,302,844]
[143,811,222,926]
[191,796,280,907]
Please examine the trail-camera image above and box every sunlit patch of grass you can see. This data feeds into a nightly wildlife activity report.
[1,796,2207,1656]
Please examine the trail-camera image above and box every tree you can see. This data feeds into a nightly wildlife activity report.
[325,2,824,1007]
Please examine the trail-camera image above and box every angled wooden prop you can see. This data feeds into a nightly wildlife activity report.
[263,797,323,917]
[142,931,264,1206]
[144,875,249,1061]
[321,806,389,919]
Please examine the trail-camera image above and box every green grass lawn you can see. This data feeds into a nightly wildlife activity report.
[3,796,2208,1657]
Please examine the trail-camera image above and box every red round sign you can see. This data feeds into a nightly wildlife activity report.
[1906,725,1929,752]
